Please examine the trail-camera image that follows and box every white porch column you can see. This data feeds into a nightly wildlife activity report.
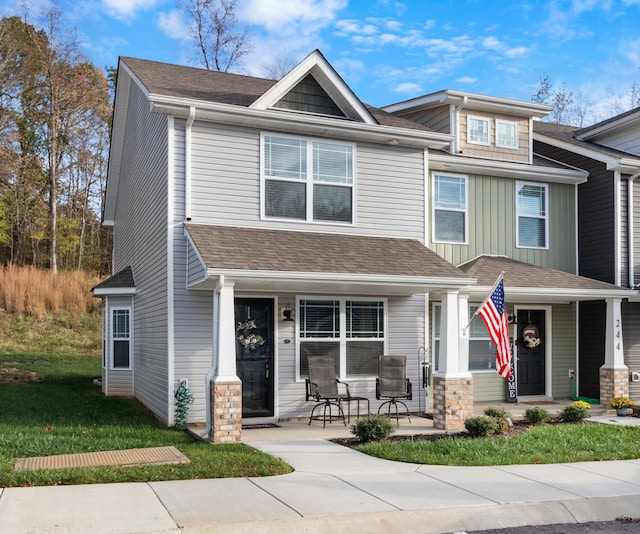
[433,290,473,431]
[210,276,242,443]
[600,297,628,406]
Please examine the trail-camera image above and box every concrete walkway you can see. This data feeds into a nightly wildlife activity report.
[0,416,639,533]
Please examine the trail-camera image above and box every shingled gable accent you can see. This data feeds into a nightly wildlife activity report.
[249,49,376,124]
[184,224,472,292]
[92,266,136,296]
[458,255,636,301]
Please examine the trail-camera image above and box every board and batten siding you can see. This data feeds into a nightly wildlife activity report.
[622,302,640,400]
[550,303,576,399]
[430,173,576,273]
[534,141,616,283]
[188,122,427,240]
[633,180,640,286]
[111,81,170,423]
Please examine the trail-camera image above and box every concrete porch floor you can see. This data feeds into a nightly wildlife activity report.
[191,398,611,443]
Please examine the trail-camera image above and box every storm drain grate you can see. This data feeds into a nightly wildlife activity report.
[14,446,190,472]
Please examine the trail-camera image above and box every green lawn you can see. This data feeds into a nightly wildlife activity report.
[356,422,640,466]
[0,314,291,487]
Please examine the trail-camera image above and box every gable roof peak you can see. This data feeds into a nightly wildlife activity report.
[249,49,376,124]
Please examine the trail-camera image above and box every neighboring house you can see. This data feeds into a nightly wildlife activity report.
[533,109,640,403]
[95,50,635,442]
[384,91,635,408]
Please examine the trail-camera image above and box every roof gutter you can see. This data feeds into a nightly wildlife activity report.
[148,95,454,149]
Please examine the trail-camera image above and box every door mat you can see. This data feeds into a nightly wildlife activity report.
[521,401,558,405]
[14,446,189,472]
[242,423,280,429]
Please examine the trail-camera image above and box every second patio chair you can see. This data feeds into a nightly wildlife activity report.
[305,355,350,427]
[376,355,412,423]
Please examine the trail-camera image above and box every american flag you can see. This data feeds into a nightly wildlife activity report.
[477,276,512,378]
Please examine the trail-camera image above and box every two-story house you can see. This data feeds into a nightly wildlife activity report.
[384,91,635,408]
[95,50,634,442]
[533,109,640,403]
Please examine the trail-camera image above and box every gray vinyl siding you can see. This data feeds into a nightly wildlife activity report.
[103,295,134,396]
[622,302,640,401]
[187,241,206,286]
[111,81,170,423]
[634,181,640,285]
[594,128,640,156]
[535,141,616,283]
[399,105,451,133]
[189,122,426,240]
[431,174,576,272]
[276,294,427,420]
[620,178,629,287]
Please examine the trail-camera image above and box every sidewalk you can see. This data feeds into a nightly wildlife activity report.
[0,416,639,533]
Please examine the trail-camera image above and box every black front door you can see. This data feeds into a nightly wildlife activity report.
[235,298,274,418]
[516,309,545,396]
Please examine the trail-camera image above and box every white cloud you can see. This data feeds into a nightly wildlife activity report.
[504,46,530,58]
[157,9,189,40]
[102,0,160,19]
[482,36,502,51]
[456,76,477,85]
[239,0,347,34]
[393,82,422,94]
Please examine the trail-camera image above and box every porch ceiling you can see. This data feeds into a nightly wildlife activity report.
[185,224,474,295]
[459,255,637,303]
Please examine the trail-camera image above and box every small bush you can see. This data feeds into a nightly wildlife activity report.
[484,406,511,419]
[464,415,498,438]
[524,407,550,425]
[562,403,591,422]
[351,414,395,442]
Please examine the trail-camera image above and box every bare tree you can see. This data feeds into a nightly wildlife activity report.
[533,76,593,126]
[260,51,298,80]
[178,0,252,72]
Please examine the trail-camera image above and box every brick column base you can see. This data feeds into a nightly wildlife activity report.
[599,368,629,408]
[432,375,473,431]
[210,380,242,443]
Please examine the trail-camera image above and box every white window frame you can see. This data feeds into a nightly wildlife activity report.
[260,132,356,225]
[496,119,519,149]
[432,172,468,244]
[467,115,490,146]
[516,181,549,250]
[296,296,387,381]
[110,306,132,370]
[432,303,497,373]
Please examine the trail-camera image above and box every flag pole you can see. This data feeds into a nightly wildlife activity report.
[462,271,505,333]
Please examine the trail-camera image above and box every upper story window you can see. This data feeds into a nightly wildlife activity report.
[298,298,385,379]
[516,181,548,249]
[262,133,354,224]
[468,115,490,145]
[433,173,467,244]
[496,119,519,149]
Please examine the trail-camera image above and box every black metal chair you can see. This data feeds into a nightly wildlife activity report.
[305,355,350,427]
[376,355,412,423]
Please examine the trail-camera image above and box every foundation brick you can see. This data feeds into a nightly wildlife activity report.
[210,381,242,443]
[432,376,474,431]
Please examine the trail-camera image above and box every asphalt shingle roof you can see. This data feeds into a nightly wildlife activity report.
[185,224,468,279]
[92,266,135,290]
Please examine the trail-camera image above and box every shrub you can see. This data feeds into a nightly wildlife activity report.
[464,415,498,438]
[562,403,591,422]
[524,407,550,425]
[351,414,395,442]
[484,406,512,434]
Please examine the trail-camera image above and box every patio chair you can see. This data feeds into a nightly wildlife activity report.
[376,355,412,423]
[305,355,350,427]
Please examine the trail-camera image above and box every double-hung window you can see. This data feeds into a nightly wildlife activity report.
[112,308,131,369]
[496,119,518,149]
[298,298,385,379]
[262,134,354,223]
[433,173,467,243]
[516,181,548,249]
[432,304,498,371]
[468,115,490,145]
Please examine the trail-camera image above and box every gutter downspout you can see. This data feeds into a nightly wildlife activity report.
[202,274,223,439]
[185,106,196,221]
[629,172,640,288]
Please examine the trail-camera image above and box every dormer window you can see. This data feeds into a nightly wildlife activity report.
[468,116,490,145]
[496,119,519,149]
[261,133,354,224]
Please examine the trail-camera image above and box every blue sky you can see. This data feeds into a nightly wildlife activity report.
[3,0,640,115]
